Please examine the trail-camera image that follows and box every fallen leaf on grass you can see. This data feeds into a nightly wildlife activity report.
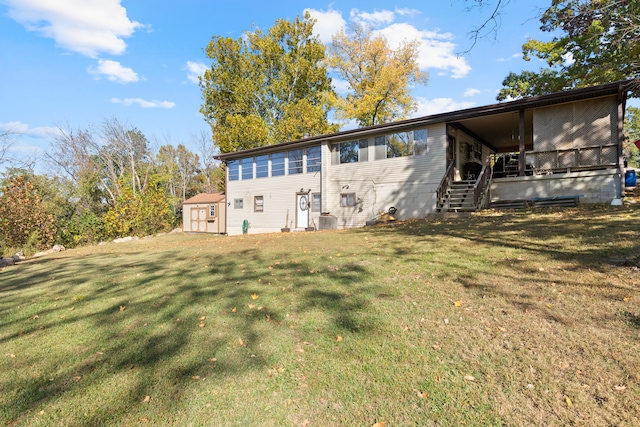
[239,338,245,346]
[565,396,573,407]
[142,396,150,403]
[336,335,343,342]
[623,296,633,302]
[200,316,206,321]
[209,357,217,362]
[32,315,39,320]
[614,385,626,391]
[231,307,237,313]
[119,305,126,312]
[192,375,200,380]
[454,300,462,307]
[251,293,259,300]
[464,375,476,382]
[372,422,385,427]
[413,389,427,398]
[199,321,205,328]
[432,344,441,350]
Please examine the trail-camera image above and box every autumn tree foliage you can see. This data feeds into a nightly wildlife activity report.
[328,23,428,127]
[102,182,174,239]
[199,14,337,153]
[498,0,640,100]
[0,176,56,251]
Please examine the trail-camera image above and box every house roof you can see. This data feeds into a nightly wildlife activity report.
[216,79,636,160]
[183,193,225,204]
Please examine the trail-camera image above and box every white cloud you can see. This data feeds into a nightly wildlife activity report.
[395,8,421,18]
[0,121,59,138]
[414,97,476,117]
[498,53,522,62]
[331,78,352,96]
[88,59,139,83]
[464,88,481,97]
[376,23,471,79]
[186,61,207,84]
[304,7,347,43]
[111,98,175,109]
[5,0,144,58]
[350,8,395,27]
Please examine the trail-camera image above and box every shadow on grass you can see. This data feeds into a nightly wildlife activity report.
[0,242,375,425]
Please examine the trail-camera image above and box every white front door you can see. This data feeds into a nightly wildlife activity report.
[296,194,309,229]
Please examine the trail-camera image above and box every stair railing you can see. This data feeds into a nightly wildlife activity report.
[436,161,455,212]
[473,155,492,209]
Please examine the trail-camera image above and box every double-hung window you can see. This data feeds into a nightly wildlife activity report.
[288,149,303,175]
[255,155,268,178]
[228,160,239,181]
[306,146,321,172]
[240,157,253,180]
[271,152,285,177]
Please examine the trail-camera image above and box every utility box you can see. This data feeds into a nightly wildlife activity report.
[318,215,337,230]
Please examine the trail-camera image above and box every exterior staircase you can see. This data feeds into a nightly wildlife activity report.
[438,180,478,212]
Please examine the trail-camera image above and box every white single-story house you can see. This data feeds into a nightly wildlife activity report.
[217,80,635,235]
[182,193,226,234]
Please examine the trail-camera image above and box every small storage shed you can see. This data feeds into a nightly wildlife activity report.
[182,193,226,234]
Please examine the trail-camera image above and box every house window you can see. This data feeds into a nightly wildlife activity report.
[414,129,428,156]
[271,152,285,177]
[372,130,427,158]
[234,198,243,209]
[288,149,303,174]
[255,155,268,178]
[336,139,368,164]
[306,146,321,172]
[311,193,321,212]
[209,205,216,217]
[254,196,264,212]
[240,157,253,180]
[228,160,239,181]
[340,193,356,207]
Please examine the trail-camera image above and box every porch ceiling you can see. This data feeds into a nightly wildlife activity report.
[452,110,534,153]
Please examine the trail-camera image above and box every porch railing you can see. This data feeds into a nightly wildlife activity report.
[493,144,619,177]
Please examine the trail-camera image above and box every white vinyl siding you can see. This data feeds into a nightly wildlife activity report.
[327,123,446,229]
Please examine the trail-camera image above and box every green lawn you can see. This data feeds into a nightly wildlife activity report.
[1,203,639,426]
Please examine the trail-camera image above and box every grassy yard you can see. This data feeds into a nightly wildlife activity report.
[1,202,639,426]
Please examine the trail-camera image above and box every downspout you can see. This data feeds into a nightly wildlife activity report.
[223,160,229,235]
[617,83,627,198]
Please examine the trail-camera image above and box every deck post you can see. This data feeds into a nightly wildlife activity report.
[518,109,526,176]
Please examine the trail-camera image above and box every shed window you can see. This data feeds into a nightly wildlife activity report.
[340,193,356,207]
[234,198,243,209]
[254,196,264,212]
[209,205,216,217]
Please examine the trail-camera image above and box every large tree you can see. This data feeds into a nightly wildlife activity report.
[200,14,337,153]
[328,23,428,127]
[497,0,640,100]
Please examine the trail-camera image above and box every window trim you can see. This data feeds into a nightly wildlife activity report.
[208,204,216,218]
[311,193,321,212]
[254,195,264,212]
[340,193,357,207]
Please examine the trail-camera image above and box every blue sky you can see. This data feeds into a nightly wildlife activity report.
[0,0,554,170]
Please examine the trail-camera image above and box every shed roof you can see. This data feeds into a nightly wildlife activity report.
[183,193,225,204]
